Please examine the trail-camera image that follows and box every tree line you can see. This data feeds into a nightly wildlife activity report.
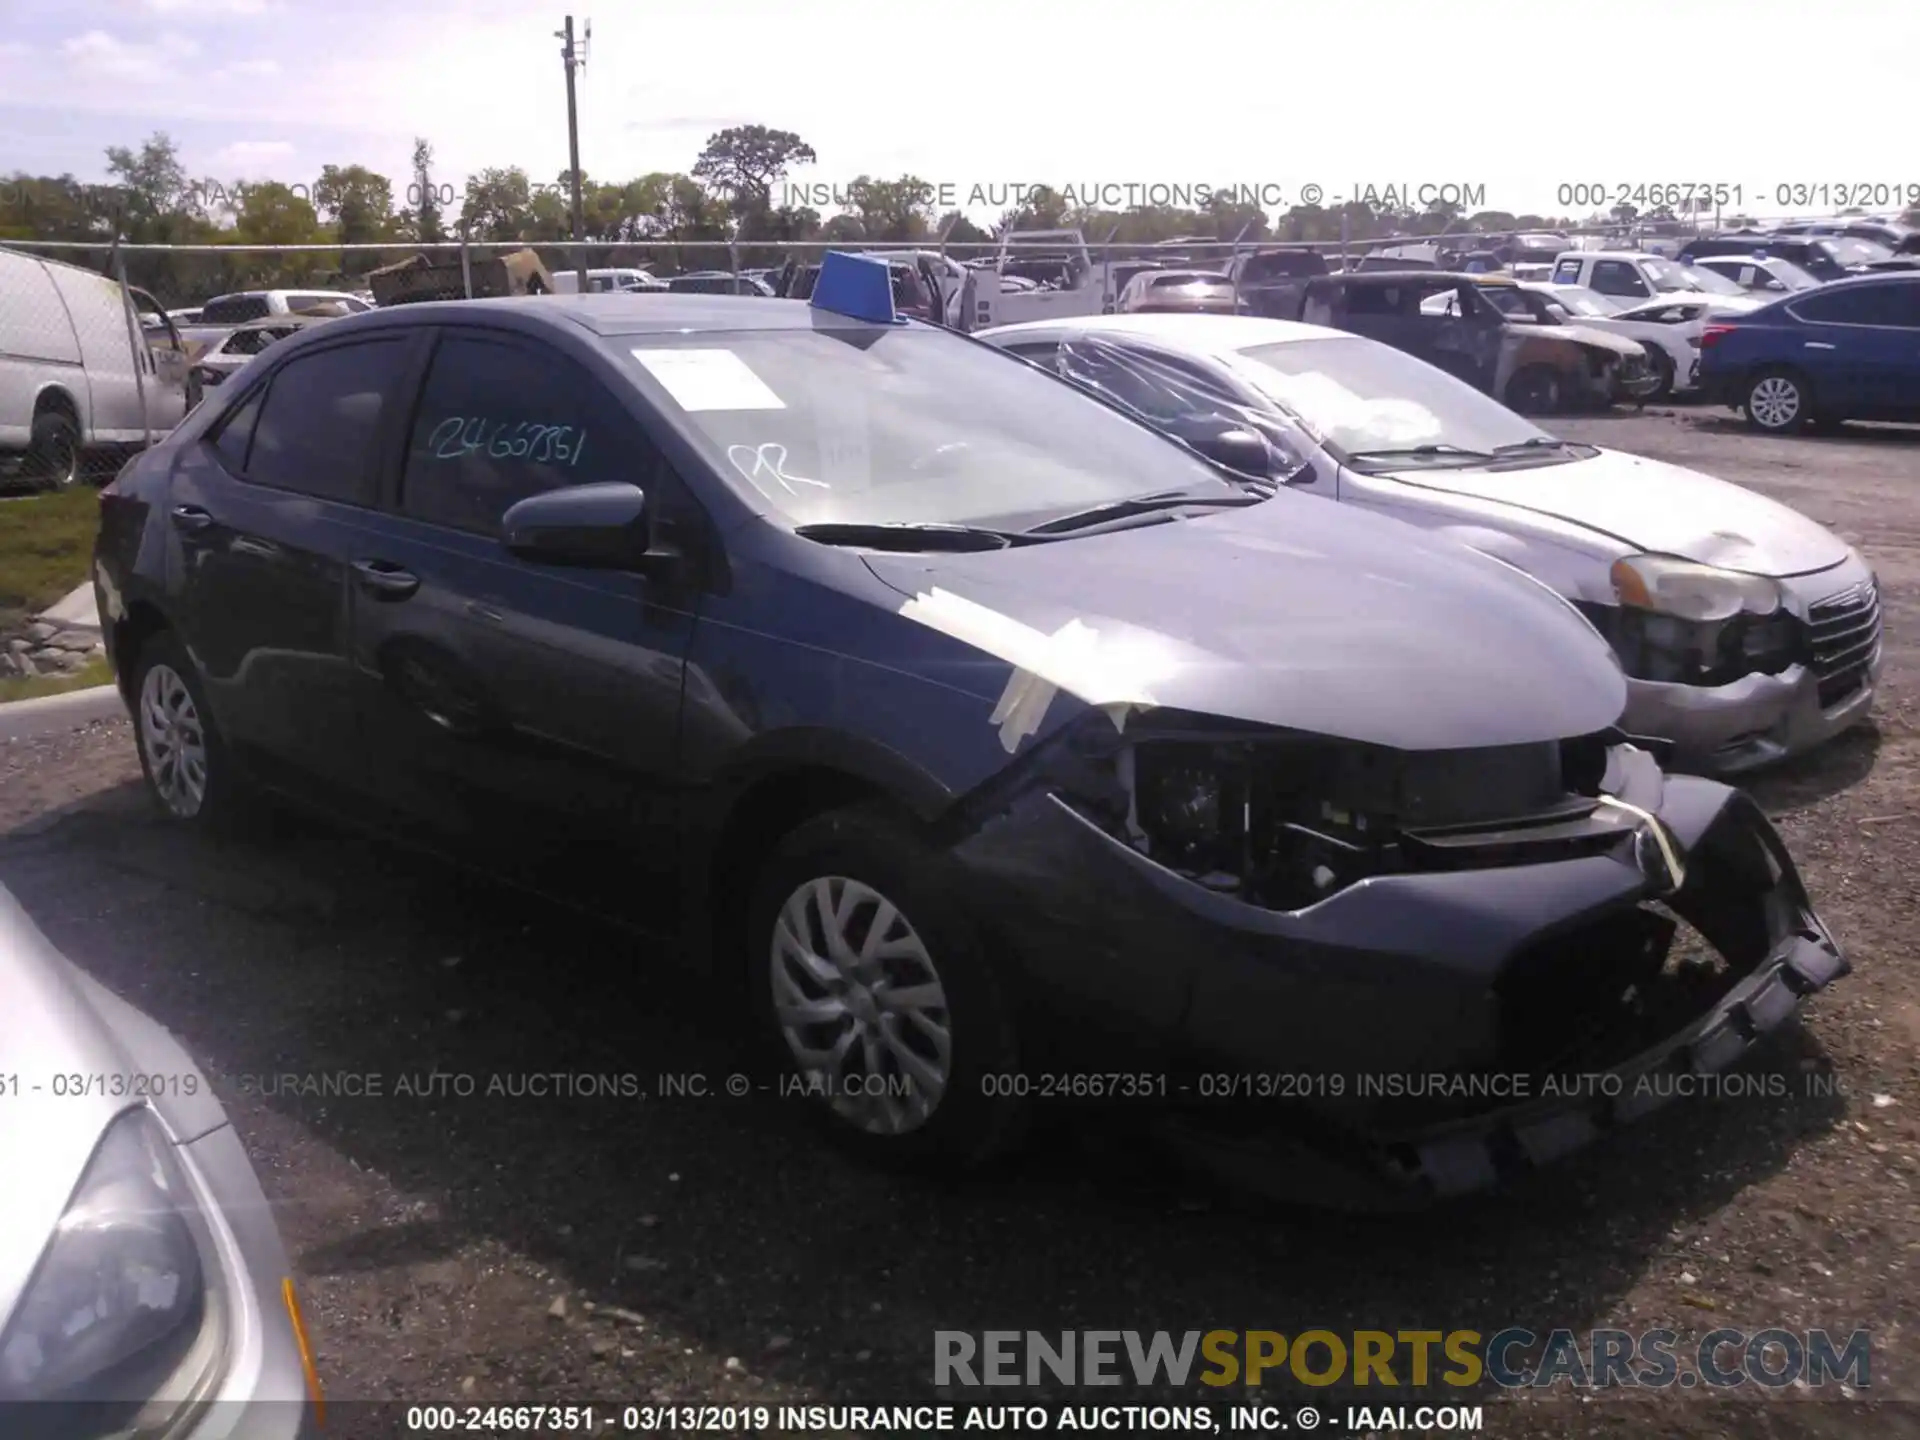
[5,124,1894,304]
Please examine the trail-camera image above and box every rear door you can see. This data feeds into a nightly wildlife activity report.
[1784,285,1904,412]
[345,327,706,922]
[167,332,421,792]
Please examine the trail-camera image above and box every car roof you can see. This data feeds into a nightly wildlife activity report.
[1323,269,1477,284]
[283,293,922,338]
[1556,251,1658,262]
[980,312,1346,355]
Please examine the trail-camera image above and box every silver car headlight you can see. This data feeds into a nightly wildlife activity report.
[1610,553,1783,622]
[0,1108,226,1434]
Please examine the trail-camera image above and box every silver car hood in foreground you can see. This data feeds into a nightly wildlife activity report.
[0,886,223,1325]
[1382,446,1852,577]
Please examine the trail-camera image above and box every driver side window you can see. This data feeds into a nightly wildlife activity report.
[400,333,658,538]
[1590,261,1651,298]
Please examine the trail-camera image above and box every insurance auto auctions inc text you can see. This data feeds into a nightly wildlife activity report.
[935,1327,1871,1392]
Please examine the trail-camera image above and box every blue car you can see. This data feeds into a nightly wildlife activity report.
[89,255,1846,1203]
[1698,273,1920,432]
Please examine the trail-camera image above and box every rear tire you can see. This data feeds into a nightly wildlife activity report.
[24,411,80,491]
[1743,367,1812,433]
[129,631,248,832]
[745,803,1026,1172]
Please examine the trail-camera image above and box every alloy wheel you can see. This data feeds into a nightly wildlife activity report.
[1749,376,1802,429]
[769,875,951,1135]
[139,663,209,818]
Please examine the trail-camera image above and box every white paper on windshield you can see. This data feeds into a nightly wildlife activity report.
[630,348,785,411]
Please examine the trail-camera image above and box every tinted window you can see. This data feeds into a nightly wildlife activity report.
[243,339,409,502]
[1872,282,1920,328]
[400,334,651,536]
[1792,285,1901,325]
[201,295,271,324]
[209,387,264,473]
[1590,261,1651,297]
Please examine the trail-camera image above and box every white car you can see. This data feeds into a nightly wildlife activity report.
[196,289,372,325]
[1521,284,1741,398]
[979,312,1880,775]
[1548,250,1764,313]
[1691,254,1824,296]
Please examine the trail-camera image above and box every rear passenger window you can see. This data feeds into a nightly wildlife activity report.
[201,295,270,324]
[208,388,263,473]
[242,339,409,502]
[1791,286,1894,325]
[400,334,655,537]
[1552,260,1583,284]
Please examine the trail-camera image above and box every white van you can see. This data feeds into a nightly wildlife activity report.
[551,267,666,294]
[1,247,192,489]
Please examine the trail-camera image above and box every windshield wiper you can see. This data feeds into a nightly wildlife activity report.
[1021,488,1265,536]
[794,521,1030,552]
[1492,437,1574,454]
[1345,444,1495,464]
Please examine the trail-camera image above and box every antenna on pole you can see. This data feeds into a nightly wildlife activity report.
[557,15,589,293]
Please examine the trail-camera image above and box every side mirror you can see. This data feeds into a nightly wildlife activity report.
[502,481,667,570]
[1188,427,1276,477]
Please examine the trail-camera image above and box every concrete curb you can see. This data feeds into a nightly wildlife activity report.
[0,684,127,744]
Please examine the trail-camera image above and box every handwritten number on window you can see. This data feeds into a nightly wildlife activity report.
[426,416,584,468]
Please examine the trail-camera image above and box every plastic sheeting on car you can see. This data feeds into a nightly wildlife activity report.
[1045,334,1316,482]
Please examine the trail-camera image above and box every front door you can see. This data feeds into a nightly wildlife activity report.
[345,328,704,925]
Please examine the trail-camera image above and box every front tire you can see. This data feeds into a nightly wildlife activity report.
[1645,348,1675,402]
[1743,367,1811,433]
[130,632,245,830]
[746,804,1025,1171]
[1505,365,1563,415]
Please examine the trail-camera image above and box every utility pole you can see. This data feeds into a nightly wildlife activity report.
[557,15,590,295]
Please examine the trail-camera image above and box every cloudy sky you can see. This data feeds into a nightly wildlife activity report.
[1,0,1913,224]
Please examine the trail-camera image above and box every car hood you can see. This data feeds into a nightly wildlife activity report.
[1529,323,1644,358]
[1381,447,1852,576]
[861,496,1628,751]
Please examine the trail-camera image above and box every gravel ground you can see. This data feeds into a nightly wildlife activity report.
[2,407,1918,1440]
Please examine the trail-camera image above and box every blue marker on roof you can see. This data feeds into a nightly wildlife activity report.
[809,251,904,325]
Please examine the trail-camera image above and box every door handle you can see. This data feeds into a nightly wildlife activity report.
[170,504,214,533]
[1804,342,1836,350]
[352,559,420,601]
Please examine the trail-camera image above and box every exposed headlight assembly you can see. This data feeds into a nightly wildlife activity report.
[0,1108,227,1437]
[1611,553,1783,623]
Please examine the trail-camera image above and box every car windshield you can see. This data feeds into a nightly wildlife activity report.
[1228,336,1553,460]
[1648,258,1746,295]
[1765,259,1822,289]
[1544,286,1617,316]
[1829,237,1893,264]
[609,327,1238,530]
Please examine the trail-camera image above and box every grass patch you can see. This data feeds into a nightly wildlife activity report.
[0,653,113,704]
[0,487,99,634]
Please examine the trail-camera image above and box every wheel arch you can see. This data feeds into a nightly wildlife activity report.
[689,731,956,983]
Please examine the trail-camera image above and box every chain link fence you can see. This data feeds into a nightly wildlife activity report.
[3,213,1904,491]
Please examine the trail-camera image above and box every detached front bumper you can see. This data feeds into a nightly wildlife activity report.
[953,759,1846,1208]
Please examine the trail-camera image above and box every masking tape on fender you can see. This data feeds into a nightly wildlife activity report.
[897,587,1170,753]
